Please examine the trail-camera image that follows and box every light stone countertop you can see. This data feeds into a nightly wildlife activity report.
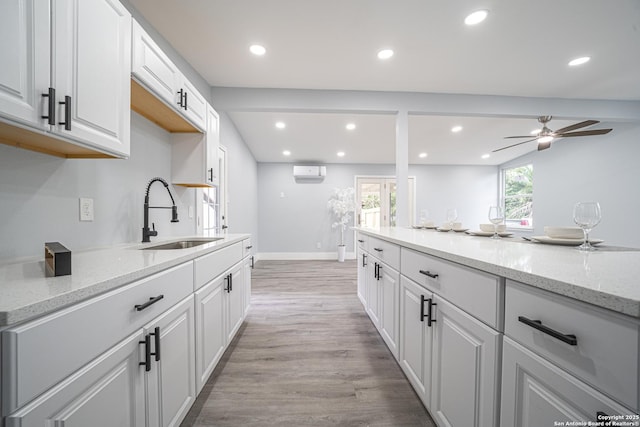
[357,227,640,318]
[0,234,250,326]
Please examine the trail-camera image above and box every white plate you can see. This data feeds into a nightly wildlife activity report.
[530,236,604,246]
[452,228,469,233]
[465,230,514,237]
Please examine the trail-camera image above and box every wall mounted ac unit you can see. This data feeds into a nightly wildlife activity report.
[293,165,326,181]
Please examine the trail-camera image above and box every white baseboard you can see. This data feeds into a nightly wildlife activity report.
[256,252,356,261]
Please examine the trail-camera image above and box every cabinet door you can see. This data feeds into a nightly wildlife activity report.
[366,259,380,327]
[227,263,245,343]
[5,330,145,427]
[131,19,180,107]
[177,74,207,131]
[501,337,631,427]
[194,273,227,393]
[243,256,252,316]
[379,262,399,360]
[52,0,131,157]
[399,276,433,409]
[0,0,50,129]
[145,296,196,427]
[206,105,220,186]
[430,296,500,427]
[356,248,367,305]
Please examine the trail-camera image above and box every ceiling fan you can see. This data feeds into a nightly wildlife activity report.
[493,116,613,152]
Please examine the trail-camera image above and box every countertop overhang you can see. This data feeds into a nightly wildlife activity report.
[0,234,250,326]
[356,227,640,318]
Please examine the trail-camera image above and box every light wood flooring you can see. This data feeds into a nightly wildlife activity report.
[181,259,435,427]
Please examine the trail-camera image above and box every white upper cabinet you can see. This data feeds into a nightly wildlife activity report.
[131,19,206,133]
[0,0,131,158]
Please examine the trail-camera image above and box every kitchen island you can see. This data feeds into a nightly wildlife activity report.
[356,226,639,427]
[0,234,253,426]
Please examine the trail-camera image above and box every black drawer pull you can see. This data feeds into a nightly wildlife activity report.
[139,334,151,372]
[419,270,439,279]
[427,298,437,327]
[358,239,365,243]
[420,295,427,322]
[225,274,231,293]
[518,316,577,346]
[373,247,383,252]
[58,95,71,130]
[177,88,184,108]
[134,294,164,311]
[362,253,367,267]
[246,245,253,250]
[150,326,160,362]
[42,87,56,125]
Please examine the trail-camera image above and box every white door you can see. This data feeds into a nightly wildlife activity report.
[227,263,245,342]
[399,276,433,409]
[379,262,400,360]
[5,331,145,427]
[145,296,196,427]
[430,296,500,427]
[52,0,131,156]
[501,337,630,427]
[194,273,227,393]
[0,0,50,129]
[356,177,415,227]
[366,258,381,327]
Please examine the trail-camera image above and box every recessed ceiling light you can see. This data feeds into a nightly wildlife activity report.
[568,56,590,67]
[337,151,345,157]
[419,152,428,158]
[377,49,394,60]
[282,150,291,156]
[530,128,541,135]
[346,123,356,130]
[481,154,490,159]
[249,44,266,56]
[275,121,286,129]
[464,10,488,26]
[451,125,463,133]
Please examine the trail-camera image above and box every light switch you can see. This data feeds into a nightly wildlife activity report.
[79,197,94,221]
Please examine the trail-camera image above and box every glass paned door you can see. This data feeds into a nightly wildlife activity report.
[356,177,414,227]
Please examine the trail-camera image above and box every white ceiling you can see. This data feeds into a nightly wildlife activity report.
[128,0,640,165]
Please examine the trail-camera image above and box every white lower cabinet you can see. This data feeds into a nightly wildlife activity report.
[365,259,381,327]
[430,296,500,427]
[378,260,400,360]
[243,254,253,317]
[144,295,196,427]
[5,330,146,427]
[399,276,434,408]
[501,337,630,427]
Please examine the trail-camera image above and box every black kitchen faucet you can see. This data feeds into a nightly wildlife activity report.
[142,177,179,242]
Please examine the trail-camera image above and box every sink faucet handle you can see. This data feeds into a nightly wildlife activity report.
[150,223,158,237]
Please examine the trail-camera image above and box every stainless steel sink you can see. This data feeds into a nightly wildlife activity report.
[141,238,223,250]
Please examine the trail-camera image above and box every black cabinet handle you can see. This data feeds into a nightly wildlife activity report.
[150,326,160,362]
[208,168,214,182]
[41,87,56,125]
[419,270,439,279]
[58,95,71,130]
[420,295,426,322]
[374,247,383,252]
[427,298,437,327]
[134,294,164,311]
[357,239,365,243]
[183,91,188,110]
[518,316,577,346]
[224,274,231,293]
[251,255,254,269]
[230,272,233,291]
[362,253,367,267]
[246,245,253,250]
[377,263,382,280]
[139,334,151,372]
[177,88,184,108]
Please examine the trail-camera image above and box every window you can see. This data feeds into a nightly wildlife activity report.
[502,164,533,229]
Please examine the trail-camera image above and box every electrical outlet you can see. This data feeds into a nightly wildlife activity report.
[79,197,94,221]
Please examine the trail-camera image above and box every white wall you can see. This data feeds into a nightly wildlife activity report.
[0,113,197,261]
[500,121,640,247]
[257,163,498,258]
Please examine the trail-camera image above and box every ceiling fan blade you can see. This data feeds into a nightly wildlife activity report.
[504,135,537,139]
[493,138,537,152]
[556,128,612,137]
[537,141,552,151]
[553,120,599,134]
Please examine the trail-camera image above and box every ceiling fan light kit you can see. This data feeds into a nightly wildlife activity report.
[494,116,612,153]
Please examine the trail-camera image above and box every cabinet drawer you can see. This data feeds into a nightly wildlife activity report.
[401,247,502,329]
[505,280,639,411]
[194,242,243,290]
[2,262,193,414]
[368,236,400,271]
[242,238,253,258]
[356,232,368,252]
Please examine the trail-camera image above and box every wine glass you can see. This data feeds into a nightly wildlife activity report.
[445,208,458,230]
[488,206,505,239]
[573,202,601,251]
